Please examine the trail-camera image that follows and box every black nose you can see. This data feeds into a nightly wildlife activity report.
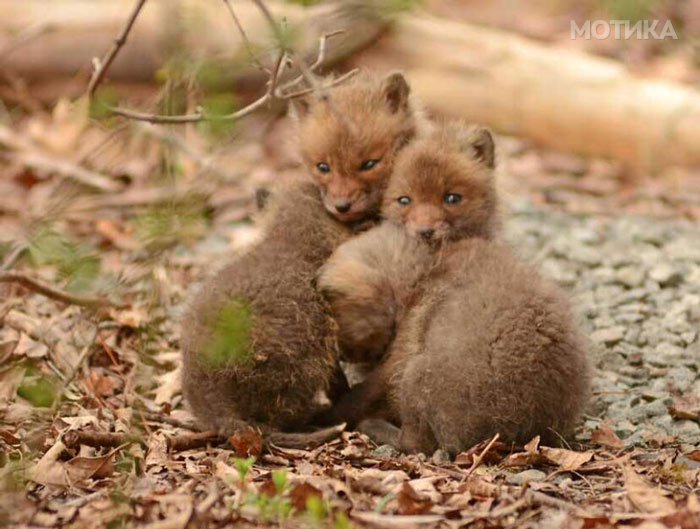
[335,201,352,213]
[418,228,434,240]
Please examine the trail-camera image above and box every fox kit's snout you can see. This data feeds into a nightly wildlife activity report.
[293,72,419,222]
[383,123,498,242]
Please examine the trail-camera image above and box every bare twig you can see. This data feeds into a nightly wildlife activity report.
[111,23,352,124]
[280,69,359,100]
[0,271,126,309]
[86,0,148,98]
[140,410,202,431]
[167,431,225,451]
[463,433,500,480]
[222,0,268,73]
[63,430,142,449]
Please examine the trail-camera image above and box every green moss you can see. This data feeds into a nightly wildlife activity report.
[198,93,239,139]
[203,300,254,368]
[29,229,101,292]
[17,370,58,408]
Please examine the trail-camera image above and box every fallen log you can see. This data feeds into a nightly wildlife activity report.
[2,1,699,171]
[355,13,700,171]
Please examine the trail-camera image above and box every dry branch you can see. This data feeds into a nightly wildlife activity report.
[86,0,148,98]
[0,271,126,309]
[362,14,700,171]
[166,431,224,451]
[63,430,141,449]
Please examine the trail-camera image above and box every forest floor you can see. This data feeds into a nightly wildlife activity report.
[1,96,699,529]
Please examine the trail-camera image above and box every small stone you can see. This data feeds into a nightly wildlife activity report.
[639,400,668,418]
[677,455,700,470]
[667,366,696,393]
[649,263,683,287]
[541,259,578,286]
[371,444,400,460]
[569,246,602,267]
[615,266,646,288]
[431,449,451,466]
[591,327,626,347]
[507,469,547,485]
[671,421,700,444]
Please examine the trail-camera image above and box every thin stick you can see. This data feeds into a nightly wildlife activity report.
[111,28,352,124]
[87,0,148,98]
[281,69,359,99]
[222,0,268,73]
[167,431,225,452]
[0,271,126,309]
[463,433,500,480]
[63,430,141,449]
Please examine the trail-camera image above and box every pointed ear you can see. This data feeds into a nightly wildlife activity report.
[288,97,312,122]
[381,72,410,113]
[463,127,495,168]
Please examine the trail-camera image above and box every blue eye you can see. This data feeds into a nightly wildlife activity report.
[398,196,411,206]
[360,159,380,171]
[317,163,331,173]
[444,193,462,205]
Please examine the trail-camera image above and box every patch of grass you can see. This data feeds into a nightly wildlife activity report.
[29,229,101,292]
[203,299,254,369]
[598,0,666,23]
[198,93,239,139]
[134,199,207,252]
[233,456,256,481]
[17,367,58,408]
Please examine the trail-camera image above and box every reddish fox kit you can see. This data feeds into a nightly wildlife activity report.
[318,122,591,454]
[180,72,425,444]
[294,71,426,223]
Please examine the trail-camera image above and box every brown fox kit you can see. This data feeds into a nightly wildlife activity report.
[294,71,426,223]
[318,122,591,454]
[180,72,425,444]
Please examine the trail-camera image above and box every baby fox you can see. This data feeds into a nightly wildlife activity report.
[294,71,426,223]
[318,122,591,453]
[180,72,425,444]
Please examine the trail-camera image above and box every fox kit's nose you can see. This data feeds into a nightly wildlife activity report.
[417,227,434,240]
[334,200,352,214]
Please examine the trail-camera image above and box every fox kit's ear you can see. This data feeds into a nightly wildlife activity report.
[463,127,495,169]
[289,97,312,122]
[381,72,410,113]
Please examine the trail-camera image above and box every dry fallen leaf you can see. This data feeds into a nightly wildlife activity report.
[540,447,594,472]
[289,482,323,511]
[229,428,263,458]
[65,453,115,483]
[623,466,675,515]
[397,482,434,515]
[591,423,625,449]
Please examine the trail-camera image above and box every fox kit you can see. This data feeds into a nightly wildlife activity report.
[180,72,425,444]
[318,122,591,453]
[294,71,426,223]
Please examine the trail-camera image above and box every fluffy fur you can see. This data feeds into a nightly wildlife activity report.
[181,182,352,435]
[181,72,427,439]
[294,71,428,223]
[318,122,591,453]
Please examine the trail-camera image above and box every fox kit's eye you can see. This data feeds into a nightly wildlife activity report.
[316,162,331,173]
[359,159,380,171]
[444,193,462,205]
[398,196,412,206]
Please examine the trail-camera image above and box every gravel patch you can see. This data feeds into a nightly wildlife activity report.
[507,202,700,449]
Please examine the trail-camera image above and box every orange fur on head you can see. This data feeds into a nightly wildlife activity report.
[383,123,498,242]
[293,72,422,223]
